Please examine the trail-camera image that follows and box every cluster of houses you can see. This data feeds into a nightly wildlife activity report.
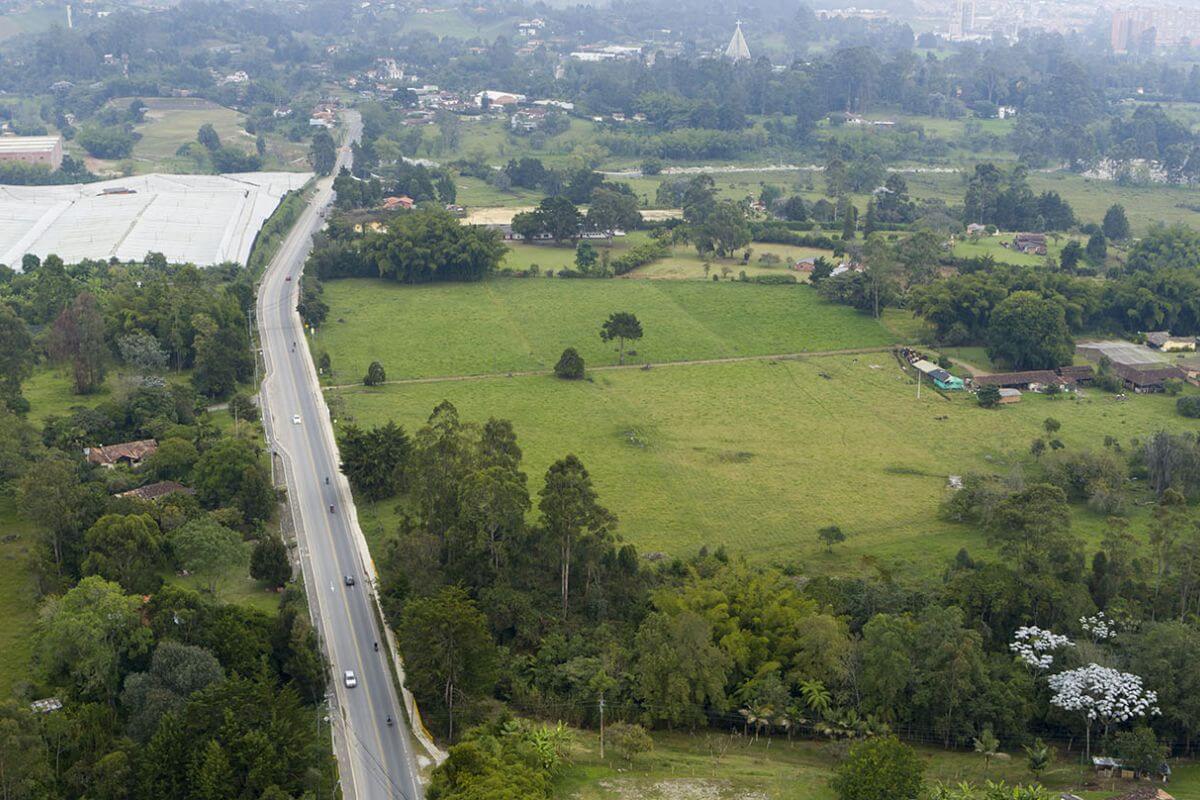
[83,438,196,504]
[899,331,1198,406]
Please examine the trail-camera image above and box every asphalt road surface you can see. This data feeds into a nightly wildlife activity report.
[257,111,425,800]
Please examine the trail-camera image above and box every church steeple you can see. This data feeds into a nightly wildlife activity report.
[725,20,751,62]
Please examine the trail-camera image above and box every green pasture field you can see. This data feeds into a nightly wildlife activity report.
[332,340,1188,572]
[313,278,896,383]
[0,497,38,697]
[951,233,1084,266]
[74,98,308,175]
[395,7,519,40]
[560,728,1199,800]
[625,241,832,280]
[0,4,61,40]
[499,232,833,280]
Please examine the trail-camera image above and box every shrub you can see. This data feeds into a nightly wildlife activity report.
[1163,378,1184,396]
[831,736,924,800]
[1177,395,1200,418]
[610,240,669,276]
[607,722,653,765]
[977,385,1001,408]
[363,361,386,386]
[554,347,585,380]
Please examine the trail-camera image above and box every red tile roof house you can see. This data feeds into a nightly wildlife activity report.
[84,439,158,468]
[381,196,415,211]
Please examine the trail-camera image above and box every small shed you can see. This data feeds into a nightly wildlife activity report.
[998,388,1022,404]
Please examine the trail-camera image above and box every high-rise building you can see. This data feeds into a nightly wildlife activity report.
[725,21,751,62]
[1111,5,1200,53]
[950,0,976,38]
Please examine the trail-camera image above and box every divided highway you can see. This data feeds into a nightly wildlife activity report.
[256,112,425,800]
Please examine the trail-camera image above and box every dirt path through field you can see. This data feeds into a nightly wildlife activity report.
[322,345,903,390]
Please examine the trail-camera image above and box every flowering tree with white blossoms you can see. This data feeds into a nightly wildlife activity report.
[1010,626,1074,672]
[1048,664,1159,760]
[1079,612,1117,643]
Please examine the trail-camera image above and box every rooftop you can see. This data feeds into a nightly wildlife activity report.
[0,135,60,153]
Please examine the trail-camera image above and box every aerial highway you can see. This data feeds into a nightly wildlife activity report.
[256,111,425,800]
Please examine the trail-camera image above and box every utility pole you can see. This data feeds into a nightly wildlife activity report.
[599,693,605,759]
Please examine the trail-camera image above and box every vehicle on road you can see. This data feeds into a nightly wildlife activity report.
[292,414,301,424]
[285,275,292,281]
[344,575,355,586]
[344,670,357,688]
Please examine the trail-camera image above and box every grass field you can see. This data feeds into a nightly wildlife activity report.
[560,728,1200,800]
[951,233,1082,266]
[499,233,832,281]
[335,348,1186,571]
[74,98,309,175]
[0,4,61,39]
[0,497,38,697]
[314,278,896,384]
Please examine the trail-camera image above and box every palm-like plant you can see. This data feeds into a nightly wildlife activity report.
[739,703,771,741]
[973,724,1001,771]
[799,679,832,720]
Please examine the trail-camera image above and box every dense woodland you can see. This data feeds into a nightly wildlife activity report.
[0,252,338,799]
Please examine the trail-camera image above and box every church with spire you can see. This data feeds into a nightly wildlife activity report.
[724,21,751,62]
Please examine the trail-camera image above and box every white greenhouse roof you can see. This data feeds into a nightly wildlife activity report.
[0,171,312,268]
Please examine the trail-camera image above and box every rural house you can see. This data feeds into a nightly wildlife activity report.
[84,439,158,469]
[971,370,1064,391]
[910,358,965,390]
[1144,331,1196,352]
[1011,233,1047,255]
[997,388,1022,404]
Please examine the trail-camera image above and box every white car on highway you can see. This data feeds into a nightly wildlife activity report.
[344,670,357,688]
[292,414,301,425]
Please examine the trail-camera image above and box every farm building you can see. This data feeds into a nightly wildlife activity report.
[0,172,312,268]
[0,135,63,170]
[1011,232,1047,255]
[1078,340,1167,367]
[1144,331,1196,352]
[911,359,965,390]
[1057,364,1095,384]
[1113,363,1188,393]
[972,370,1065,391]
[998,388,1022,404]
[85,439,158,468]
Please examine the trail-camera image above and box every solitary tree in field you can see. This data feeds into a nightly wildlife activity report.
[600,312,643,365]
[363,361,386,386]
[554,347,585,380]
[818,525,846,552]
[1103,204,1131,241]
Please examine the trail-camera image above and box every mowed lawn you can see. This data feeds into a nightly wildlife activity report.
[315,279,897,384]
[335,355,1187,570]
